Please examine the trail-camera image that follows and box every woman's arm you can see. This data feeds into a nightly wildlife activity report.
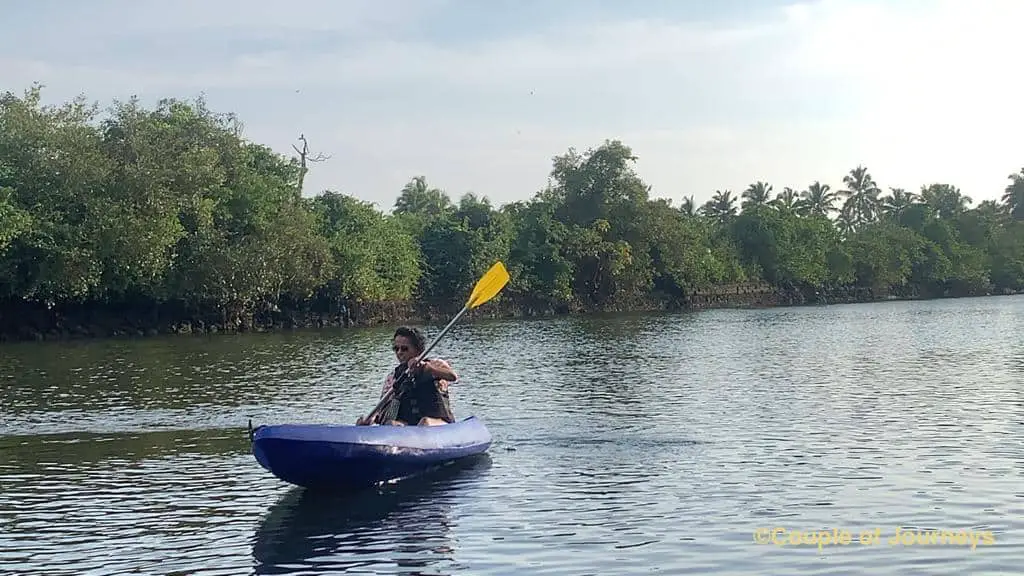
[425,358,458,382]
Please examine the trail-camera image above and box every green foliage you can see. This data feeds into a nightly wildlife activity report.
[309,192,419,302]
[1,86,1022,328]
[730,206,838,287]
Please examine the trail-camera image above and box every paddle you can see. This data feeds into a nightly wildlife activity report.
[360,260,511,425]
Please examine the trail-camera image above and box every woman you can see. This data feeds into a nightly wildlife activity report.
[356,326,459,426]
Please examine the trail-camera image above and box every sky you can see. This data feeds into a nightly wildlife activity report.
[2,0,1022,212]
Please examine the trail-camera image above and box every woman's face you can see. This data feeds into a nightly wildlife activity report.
[393,335,418,363]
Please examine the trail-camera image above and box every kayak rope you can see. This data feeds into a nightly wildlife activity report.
[379,393,400,424]
[378,365,413,424]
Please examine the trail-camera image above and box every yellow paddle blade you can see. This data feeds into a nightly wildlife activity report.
[466,261,510,309]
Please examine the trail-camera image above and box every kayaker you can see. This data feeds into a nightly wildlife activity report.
[355,326,459,427]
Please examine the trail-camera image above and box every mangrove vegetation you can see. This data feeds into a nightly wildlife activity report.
[1,86,1022,340]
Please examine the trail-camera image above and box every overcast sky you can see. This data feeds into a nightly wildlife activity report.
[3,0,1021,211]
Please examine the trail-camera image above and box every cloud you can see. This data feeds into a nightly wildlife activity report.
[11,0,443,36]
[2,0,1022,210]
[6,12,783,92]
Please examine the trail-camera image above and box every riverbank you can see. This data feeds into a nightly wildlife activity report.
[3,86,1022,344]
[1,284,1017,343]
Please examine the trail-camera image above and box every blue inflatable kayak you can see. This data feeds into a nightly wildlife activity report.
[249,416,492,490]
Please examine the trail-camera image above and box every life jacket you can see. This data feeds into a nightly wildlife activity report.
[389,360,455,424]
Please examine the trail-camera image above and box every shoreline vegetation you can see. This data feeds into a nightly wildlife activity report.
[1,85,1022,343]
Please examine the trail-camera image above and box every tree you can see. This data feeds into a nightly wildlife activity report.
[741,181,773,211]
[1003,169,1024,221]
[2,84,1023,342]
[701,190,738,223]
[920,183,971,220]
[840,165,882,230]
[771,187,800,212]
[800,181,838,217]
[881,188,918,221]
[393,176,453,218]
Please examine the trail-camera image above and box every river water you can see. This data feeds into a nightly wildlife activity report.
[1,296,1022,575]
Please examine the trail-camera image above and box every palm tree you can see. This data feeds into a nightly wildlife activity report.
[799,181,838,217]
[835,207,856,238]
[771,187,800,212]
[741,181,773,211]
[880,187,918,220]
[1002,168,1024,220]
[920,183,971,219]
[679,195,697,217]
[974,199,1009,224]
[393,176,453,217]
[700,190,738,223]
[840,165,881,230]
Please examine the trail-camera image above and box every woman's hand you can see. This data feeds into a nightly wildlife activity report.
[408,359,436,375]
[405,358,457,381]
[406,358,425,375]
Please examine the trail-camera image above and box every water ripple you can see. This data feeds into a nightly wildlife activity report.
[0,295,1022,574]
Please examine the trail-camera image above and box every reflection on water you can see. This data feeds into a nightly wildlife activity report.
[252,455,493,575]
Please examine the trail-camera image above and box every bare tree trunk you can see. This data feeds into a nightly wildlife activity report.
[292,134,332,195]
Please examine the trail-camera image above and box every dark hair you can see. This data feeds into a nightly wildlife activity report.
[393,326,426,353]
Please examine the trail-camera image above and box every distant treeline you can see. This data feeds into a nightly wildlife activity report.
[1,85,1022,339]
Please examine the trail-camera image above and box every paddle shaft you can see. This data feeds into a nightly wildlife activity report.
[363,304,471,424]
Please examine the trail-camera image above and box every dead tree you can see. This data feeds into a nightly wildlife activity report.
[292,134,331,193]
